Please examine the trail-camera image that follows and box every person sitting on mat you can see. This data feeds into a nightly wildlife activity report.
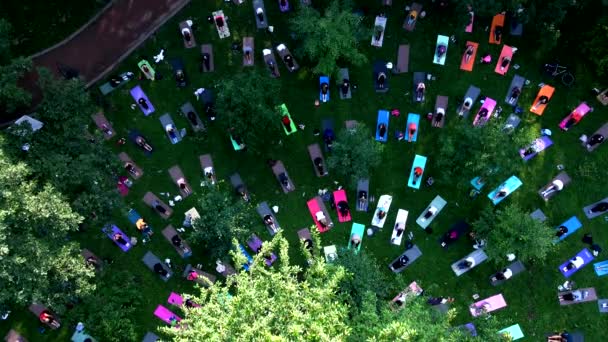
[421,205,438,222]
[433,108,445,127]
[541,179,564,198]
[138,98,149,110]
[135,136,153,152]
[39,310,60,328]
[142,65,150,74]
[464,45,475,64]
[457,257,475,270]
[358,191,367,208]
[125,163,139,177]
[492,186,509,200]
[201,53,211,71]
[236,184,250,202]
[113,233,128,246]
[152,200,168,215]
[378,123,387,140]
[500,56,511,71]
[136,218,152,235]
[377,72,386,89]
[588,201,608,215]
[490,267,513,282]
[278,172,292,190]
[470,302,492,316]
[284,54,296,71]
[427,297,454,306]
[282,115,293,131]
[187,270,199,281]
[204,166,216,184]
[415,83,425,101]
[522,144,538,157]
[563,111,584,131]
[181,28,192,42]
[533,95,550,109]
[350,234,361,249]
[556,226,568,238]
[256,7,265,23]
[408,122,417,142]
[563,256,585,271]
[494,25,503,42]
[153,263,170,279]
[406,10,418,26]
[507,87,521,104]
[478,107,489,121]
[177,178,191,194]
[587,133,605,148]
[341,78,350,96]
[412,166,423,185]
[338,201,350,217]
[263,214,278,233]
[321,82,329,102]
[440,230,460,247]
[315,211,331,229]
[391,254,410,270]
[559,289,586,302]
[314,157,326,175]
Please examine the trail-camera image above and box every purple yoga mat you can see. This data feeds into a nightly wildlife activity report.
[247,235,277,266]
[520,136,553,161]
[130,85,155,116]
[105,225,132,252]
[559,248,594,278]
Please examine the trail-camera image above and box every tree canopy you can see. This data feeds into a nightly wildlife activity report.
[0,18,32,114]
[289,0,369,76]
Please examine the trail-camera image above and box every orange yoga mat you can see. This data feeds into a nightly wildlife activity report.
[530,85,555,116]
[494,45,513,75]
[489,13,505,44]
[460,41,478,72]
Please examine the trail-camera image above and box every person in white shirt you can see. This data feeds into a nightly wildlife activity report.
[563,256,584,272]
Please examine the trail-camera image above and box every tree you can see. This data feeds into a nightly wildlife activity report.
[162,235,351,341]
[435,120,536,189]
[583,15,608,78]
[0,19,32,113]
[472,205,555,264]
[215,71,281,155]
[289,0,369,76]
[327,123,383,188]
[190,183,257,260]
[0,141,95,309]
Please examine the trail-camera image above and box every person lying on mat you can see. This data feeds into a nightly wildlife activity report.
[427,297,454,306]
[478,107,490,121]
[187,270,199,281]
[588,201,608,215]
[559,289,586,302]
[321,82,329,102]
[215,15,225,28]
[457,257,475,270]
[181,28,192,42]
[113,233,129,246]
[201,53,211,71]
[470,302,491,316]
[341,79,350,96]
[507,87,521,104]
[324,129,335,150]
[263,214,278,233]
[166,125,178,139]
[433,108,445,127]
[406,10,418,26]
[421,205,437,222]
[490,267,513,282]
[500,56,511,71]
[135,136,153,152]
[492,187,509,200]
[136,218,152,235]
[244,46,253,64]
[377,72,386,89]
[563,111,584,131]
[282,116,293,131]
[154,263,170,279]
[101,123,113,136]
[494,25,503,42]
[110,76,123,87]
[124,163,139,177]
[412,166,423,185]
[440,230,460,247]
[204,166,216,185]
[142,65,151,74]
[177,178,191,195]
[278,172,292,190]
[338,201,350,217]
[138,97,149,110]
[315,211,331,229]
[563,256,585,272]
[415,83,425,101]
[284,54,296,71]
[555,226,568,238]
[390,255,410,270]
[458,98,473,117]
[267,60,279,77]
[464,45,475,64]
[408,122,417,142]
[256,7,265,23]
[171,234,185,249]
[152,200,168,215]
[377,209,387,220]
[533,95,550,109]
[350,234,361,249]
[391,222,405,244]
[314,157,326,175]
[39,310,60,328]
[587,133,605,148]
[358,191,367,208]
[547,332,570,342]
[378,123,387,139]
[541,179,564,198]
[436,45,447,59]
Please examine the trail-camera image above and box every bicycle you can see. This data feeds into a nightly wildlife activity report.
[544,62,575,87]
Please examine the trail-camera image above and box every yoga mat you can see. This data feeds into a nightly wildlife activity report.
[333,189,351,222]
[182,264,216,286]
[29,304,60,329]
[213,11,230,39]
[276,44,299,71]
[319,75,330,101]
[118,152,143,179]
[104,224,132,252]
[584,122,608,152]
[553,216,582,243]
[433,96,448,127]
[460,42,478,72]
[390,209,409,246]
[371,195,392,229]
[348,222,365,252]
[465,12,474,32]
[307,143,327,177]
[373,60,389,93]
[130,86,155,116]
[490,260,525,286]
[488,175,523,205]
[598,299,608,313]
[530,85,555,115]
[338,68,352,99]
[307,196,333,233]
[238,245,253,271]
[278,103,297,135]
[594,260,608,276]
[162,225,192,258]
[530,209,547,222]
[356,179,370,212]
[503,114,521,133]
[99,72,130,95]
[168,165,192,198]
[498,324,524,340]
[247,234,277,266]
[403,2,422,31]
[510,19,523,36]
[395,45,409,74]
[433,35,449,65]
[199,154,216,186]
[371,16,387,47]
[375,110,390,142]
[142,251,172,281]
[271,161,295,193]
[470,294,506,316]
[494,45,513,75]
[257,201,281,236]
[243,37,254,66]
[412,72,426,102]
[154,305,181,325]
[559,248,594,278]
[407,154,427,189]
[169,58,187,88]
[470,177,485,190]
[324,245,337,263]
[519,136,553,161]
[489,13,505,44]
[416,195,447,229]
[388,245,422,273]
[583,197,608,219]
[138,60,155,80]
[81,249,102,271]
[179,21,196,48]
[405,113,420,142]
[253,0,269,29]
[473,97,496,126]
[159,114,181,144]
[505,75,525,105]
[457,85,480,118]
[452,249,488,276]
[539,172,571,201]
[143,192,173,219]
[200,44,214,72]
[91,112,115,140]
[558,288,597,306]
[180,102,204,132]
[559,102,592,130]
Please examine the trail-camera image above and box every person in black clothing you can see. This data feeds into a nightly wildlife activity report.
[390,255,409,270]
[587,134,605,148]
[338,201,349,217]
[589,202,608,214]
[341,79,350,96]
[138,98,149,110]
[171,235,183,248]
[201,53,211,71]
[153,263,168,277]
[556,226,568,238]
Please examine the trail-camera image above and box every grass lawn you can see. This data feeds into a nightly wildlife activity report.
[4,0,608,340]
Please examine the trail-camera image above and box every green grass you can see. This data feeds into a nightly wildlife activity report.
[3,0,608,340]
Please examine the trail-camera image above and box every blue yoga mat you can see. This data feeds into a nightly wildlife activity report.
[594,260,608,276]
[406,113,420,142]
[319,76,330,102]
[407,154,427,189]
[375,110,390,142]
[127,209,141,224]
[554,216,582,242]
[487,176,522,205]
[470,177,485,190]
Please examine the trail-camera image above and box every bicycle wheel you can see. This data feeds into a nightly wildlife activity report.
[561,72,575,87]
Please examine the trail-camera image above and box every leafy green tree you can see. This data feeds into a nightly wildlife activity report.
[190,183,257,260]
[435,120,535,189]
[162,235,351,341]
[215,70,281,155]
[583,15,608,78]
[0,19,32,113]
[472,205,555,264]
[327,123,383,188]
[334,249,389,310]
[68,270,144,342]
[0,142,95,309]
[289,0,369,76]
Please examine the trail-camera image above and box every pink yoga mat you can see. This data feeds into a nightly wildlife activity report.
[154,305,181,325]
[469,294,507,317]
